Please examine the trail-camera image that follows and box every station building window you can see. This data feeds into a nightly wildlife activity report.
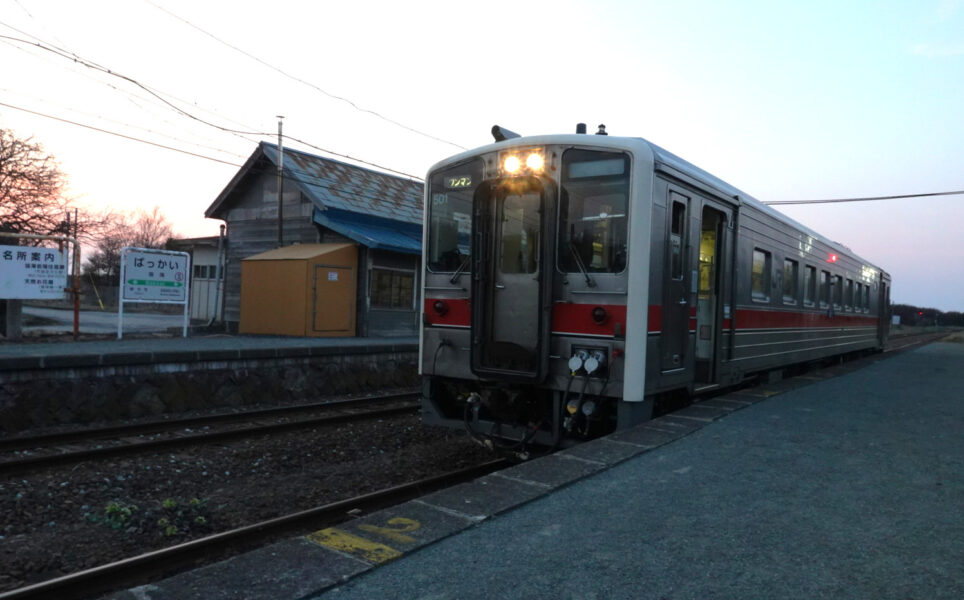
[804,265,816,307]
[751,249,771,302]
[782,259,798,304]
[370,268,415,310]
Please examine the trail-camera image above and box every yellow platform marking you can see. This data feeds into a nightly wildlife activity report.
[358,517,420,544]
[306,528,402,564]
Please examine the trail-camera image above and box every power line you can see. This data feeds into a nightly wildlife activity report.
[0,87,249,159]
[0,32,424,179]
[0,33,267,136]
[142,0,466,151]
[0,100,244,167]
[764,190,964,205]
[0,98,422,208]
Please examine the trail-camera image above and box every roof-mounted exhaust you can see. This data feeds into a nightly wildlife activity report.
[491,125,521,142]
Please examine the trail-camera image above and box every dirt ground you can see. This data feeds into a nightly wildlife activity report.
[0,414,491,593]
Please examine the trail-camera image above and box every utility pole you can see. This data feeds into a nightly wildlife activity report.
[276,115,285,248]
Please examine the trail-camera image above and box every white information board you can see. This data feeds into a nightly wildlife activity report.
[118,247,191,338]
[0,244,67,299]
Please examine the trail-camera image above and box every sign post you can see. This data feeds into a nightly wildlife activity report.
[118,247,191,339]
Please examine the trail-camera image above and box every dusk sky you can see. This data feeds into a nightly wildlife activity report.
[1,0,962,311]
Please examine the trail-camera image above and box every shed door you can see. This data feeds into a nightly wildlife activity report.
[313,264,353,332]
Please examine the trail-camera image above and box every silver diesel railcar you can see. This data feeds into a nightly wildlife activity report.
[420,126,890,453]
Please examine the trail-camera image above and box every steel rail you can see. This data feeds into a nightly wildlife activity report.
[0,390,419,453]
[0,399,420,476]
[0,458,509,600]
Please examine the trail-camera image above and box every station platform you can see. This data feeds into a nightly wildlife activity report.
[0,334,418,371]
[106,341,964,600]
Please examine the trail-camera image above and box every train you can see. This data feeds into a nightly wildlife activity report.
[419,124,890,455]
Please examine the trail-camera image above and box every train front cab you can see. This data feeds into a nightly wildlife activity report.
[420,139,656,451]
[419,138,743,450]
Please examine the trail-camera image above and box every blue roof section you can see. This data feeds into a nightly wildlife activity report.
[261,143,423,225]
[313,208,422,255]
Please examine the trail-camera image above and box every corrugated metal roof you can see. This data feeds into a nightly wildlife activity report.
[260,143,423,225]
[314,209,422,255]
[242,243,355,261]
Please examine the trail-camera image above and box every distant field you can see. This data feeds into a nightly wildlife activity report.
[941,332,964,343]
[890,325,955,337]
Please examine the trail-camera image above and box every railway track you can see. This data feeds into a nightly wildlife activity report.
[0,392,420,475]
[0,458,509,600]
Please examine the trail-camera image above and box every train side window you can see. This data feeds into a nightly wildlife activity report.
[751,249,771,302]
[833,275,843,309]
[864,285,871,312]
[782,259,798,304]
[669,201,686,280]
[845,279,854,310]
[819,270,830,308]
[804,266,816,307]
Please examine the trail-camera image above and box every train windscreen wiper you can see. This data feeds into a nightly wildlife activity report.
[568,242,596,288]
[449,254,470,284]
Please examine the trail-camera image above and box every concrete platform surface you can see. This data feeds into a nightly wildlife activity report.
[108,342,964,600]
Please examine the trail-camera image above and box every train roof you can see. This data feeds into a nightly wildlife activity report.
[428,132,885,273]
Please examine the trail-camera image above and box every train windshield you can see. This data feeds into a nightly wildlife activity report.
[427,159,484,272]
[557,149,630,274]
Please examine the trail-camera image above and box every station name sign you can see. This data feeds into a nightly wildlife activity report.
[121,247,189,303]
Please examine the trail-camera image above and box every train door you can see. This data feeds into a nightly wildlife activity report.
[660,191,690,371]
[695,205,728,383]
[470,177,554,382]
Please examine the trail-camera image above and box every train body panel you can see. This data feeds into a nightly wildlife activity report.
[420,129,890,451]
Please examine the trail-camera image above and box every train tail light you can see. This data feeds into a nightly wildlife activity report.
[432,300,449,316]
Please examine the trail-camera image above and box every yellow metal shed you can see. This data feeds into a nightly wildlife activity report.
[239,243,357,337]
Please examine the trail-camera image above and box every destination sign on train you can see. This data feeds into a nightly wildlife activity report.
[445,175,472,189]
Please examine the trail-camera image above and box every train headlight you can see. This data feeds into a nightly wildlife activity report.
[500,148,546,176]
[525,152,544,172]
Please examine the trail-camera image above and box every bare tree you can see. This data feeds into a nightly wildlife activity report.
[0,127,68,238]
[129,206,174,248]
[84,207,175,282]
[0,127,112,244]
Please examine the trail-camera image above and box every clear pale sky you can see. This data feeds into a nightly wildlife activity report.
[1,0,962,310]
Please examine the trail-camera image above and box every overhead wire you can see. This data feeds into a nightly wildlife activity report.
[764,190,964,205]
[5,25,954,207]
[0,100,244,167]
[0,87,249,159]
[141,0,467,151]
[0,97,423,209]
[0,31,424,179]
